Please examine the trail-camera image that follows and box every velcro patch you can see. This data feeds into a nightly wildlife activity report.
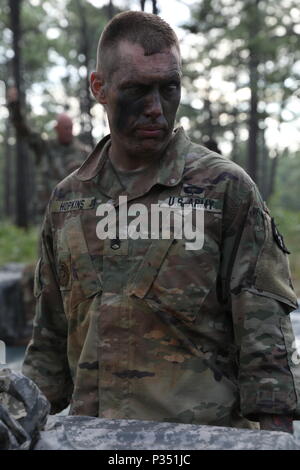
[180,184,204,196]
[159,196,221,212]
[51,197,96,213]
[271,217,290,254]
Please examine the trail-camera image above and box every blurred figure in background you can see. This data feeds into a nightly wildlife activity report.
[7,87,91,222]
[204,138,222,154]
[6,87,92,341]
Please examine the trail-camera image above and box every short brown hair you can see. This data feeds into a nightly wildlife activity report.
[97,11,180,77]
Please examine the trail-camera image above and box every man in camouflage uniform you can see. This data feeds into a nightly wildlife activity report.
[22,12,300,433]
[7,88,91,337]
[7,87,91,221]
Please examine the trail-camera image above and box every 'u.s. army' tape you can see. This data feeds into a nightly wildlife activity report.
[159,196,221,213]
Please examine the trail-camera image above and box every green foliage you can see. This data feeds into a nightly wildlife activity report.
[271,152,300,212]
[267,149,300,294]
[179,0,300,187]
[0,223,39,265]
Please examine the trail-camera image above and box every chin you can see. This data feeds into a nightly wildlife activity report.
[138,143,164,156]
[140,136,170,153]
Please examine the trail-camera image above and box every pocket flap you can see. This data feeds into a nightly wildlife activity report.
[127,238,175,298]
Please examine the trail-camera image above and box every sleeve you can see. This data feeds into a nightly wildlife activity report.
[22,208,73,414]
[221,182,300,420]
[8,99,45,164]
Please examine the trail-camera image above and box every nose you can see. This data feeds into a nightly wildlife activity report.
[144,89,163,119]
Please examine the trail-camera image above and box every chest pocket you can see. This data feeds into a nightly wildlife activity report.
[126,184,220,323]
[127,236,219,324]
[127,238,175,299]
[57,216,102,299]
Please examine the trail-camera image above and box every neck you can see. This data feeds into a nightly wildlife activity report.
[108,144,159,172]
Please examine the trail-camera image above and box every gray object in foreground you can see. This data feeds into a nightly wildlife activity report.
[0,368,50,450]
[0,264,25,344]
[35,416,300,450]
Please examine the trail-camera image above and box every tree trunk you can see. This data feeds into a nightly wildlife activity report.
[107,0,114,19]
[75,0,94,148]
[203,95,214,142]
[230,107,239,164]
[267,155,278,202]
[140,0,158,13]
[258,128,269,200]
[4,119,13,219]
[9,0,28,228]
[247,49,259,182]
[247,0,260,183]
[152,0,158,14]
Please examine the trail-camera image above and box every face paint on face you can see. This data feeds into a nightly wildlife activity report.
[103,41,181,165]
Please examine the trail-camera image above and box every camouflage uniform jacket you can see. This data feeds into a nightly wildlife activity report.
[7,99,90,217]
[22,128,300,427]
[35,138,91,217]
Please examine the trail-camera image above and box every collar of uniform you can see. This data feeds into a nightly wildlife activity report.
[76,134,111,181]
[156,127,187,187]
[76,127,187,187]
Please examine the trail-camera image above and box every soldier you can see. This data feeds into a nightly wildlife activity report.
[7,89,92,337]
[22,11,300,434]
[7,87,91,221]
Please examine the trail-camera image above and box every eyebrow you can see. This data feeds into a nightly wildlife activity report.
[120,72,182,88]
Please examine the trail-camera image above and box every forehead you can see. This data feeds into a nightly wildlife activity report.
[57,116,73,127]
[112,41,181,84]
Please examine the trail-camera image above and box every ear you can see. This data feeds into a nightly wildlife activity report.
[90,71,107,105]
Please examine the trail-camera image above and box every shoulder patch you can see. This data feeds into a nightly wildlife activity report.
[271,218,290,254]
[51,197,96,213]
[180,184,204,195]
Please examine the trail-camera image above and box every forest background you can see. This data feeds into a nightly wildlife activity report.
[0,0,300,295]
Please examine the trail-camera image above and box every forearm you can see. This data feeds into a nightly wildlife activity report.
[22,322,73,414]
[7,95,44,163]
[22,222,73,413]
[7,99,30,136]
[259,415,293,434]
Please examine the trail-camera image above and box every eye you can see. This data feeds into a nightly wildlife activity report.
[162,82,180,94]
[123,84,148,97]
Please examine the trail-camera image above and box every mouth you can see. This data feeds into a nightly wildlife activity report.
[135,126,165,138]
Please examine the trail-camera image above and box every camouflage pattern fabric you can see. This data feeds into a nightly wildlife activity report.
[19,138,91,342]
[20,263,36,341]
[7,99,91,220]
[0,368,50,450]
[35,137,91,220]
[23,128,300,427]
[8,101,91,339]
[35,416,300,450]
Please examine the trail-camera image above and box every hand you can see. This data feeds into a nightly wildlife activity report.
[6,86,19,104]
[259,414,293,434]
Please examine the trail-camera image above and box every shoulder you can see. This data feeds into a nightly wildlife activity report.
[184,137,253,186]
[51,169,82,199]
[47,136,109,200]
[181,134,256,204]
[44,170,95,221]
